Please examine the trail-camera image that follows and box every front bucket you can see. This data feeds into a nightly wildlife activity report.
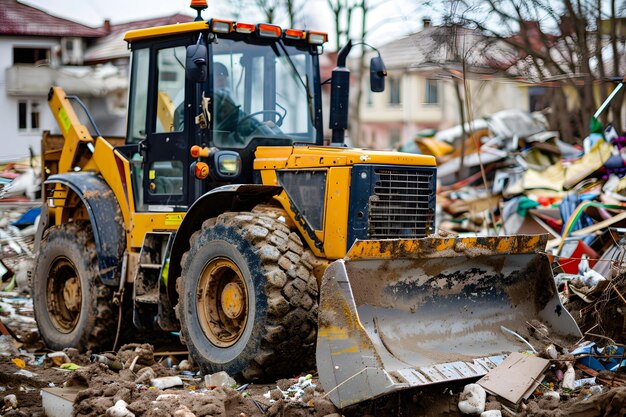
[316,235,582,408]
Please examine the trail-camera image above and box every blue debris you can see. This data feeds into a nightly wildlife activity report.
[11,207,41,228]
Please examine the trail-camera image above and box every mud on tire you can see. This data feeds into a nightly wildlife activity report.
[32,222,117,351]
[176,206,320,380]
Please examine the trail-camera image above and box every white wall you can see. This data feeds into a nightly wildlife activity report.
[359,70,531,149]
[0,36,129,162]
[0,36,61,162]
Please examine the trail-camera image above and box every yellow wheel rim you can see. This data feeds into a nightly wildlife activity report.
[197,258,248,347]
[47,257,82,333]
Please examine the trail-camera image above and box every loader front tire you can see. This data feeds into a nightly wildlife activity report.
[177,207,319,380]
[33,223,116,351]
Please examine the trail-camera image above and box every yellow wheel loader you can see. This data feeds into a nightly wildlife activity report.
[34,2,582,408]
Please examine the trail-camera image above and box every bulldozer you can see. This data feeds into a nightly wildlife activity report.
[33,1,582,409]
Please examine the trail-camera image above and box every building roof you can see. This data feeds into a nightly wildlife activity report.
[105,14,194,34]
[371,25,516,76]
[84,14,194,63]
[0,0,104,37]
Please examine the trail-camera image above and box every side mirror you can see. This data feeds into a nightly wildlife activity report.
[370,56,387,92]
[186,43,207,83]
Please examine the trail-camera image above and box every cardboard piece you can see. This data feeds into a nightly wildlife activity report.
[41,387,83,417]
[477,352,550,405]
[563,140,613,189]
[523,162,565,192]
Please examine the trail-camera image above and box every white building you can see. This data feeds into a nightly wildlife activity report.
[0,0,191,162]
[0,0,110,162]
[358,23,528,150]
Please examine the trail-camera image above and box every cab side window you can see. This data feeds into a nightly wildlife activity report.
[155,46,186,133]
[127,48,149,144]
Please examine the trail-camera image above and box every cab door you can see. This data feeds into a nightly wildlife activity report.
[142,42,190,209]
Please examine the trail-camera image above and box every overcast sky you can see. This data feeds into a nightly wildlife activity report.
[20,0,429,48]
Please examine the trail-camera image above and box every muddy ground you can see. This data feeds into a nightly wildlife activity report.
[3,202,626,417]
[3,281,626,417]
[0,322,462,417]
[2,331,626,417]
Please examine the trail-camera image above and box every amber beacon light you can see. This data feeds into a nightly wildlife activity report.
[190,0,208,8]
[194,162,210,179]
[190,0,208,20]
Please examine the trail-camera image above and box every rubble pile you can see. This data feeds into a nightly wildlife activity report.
[426,112,626,243]
[415,112,626,337]
[451,320,626,416]
[0,156,42,294]
[0,158,40,202]
[0,274,341,417]
[0,203,38,303]
[5,262,626,416]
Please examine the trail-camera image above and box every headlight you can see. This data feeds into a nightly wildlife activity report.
[215,151,241,178]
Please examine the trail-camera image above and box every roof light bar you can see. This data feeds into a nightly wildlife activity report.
[284,28,306,40]
[211,19,234,33]
[235,22,256,34]
[308,31,328,45]
[257,23,282,38]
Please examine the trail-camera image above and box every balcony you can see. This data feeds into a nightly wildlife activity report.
[5,64,126,97]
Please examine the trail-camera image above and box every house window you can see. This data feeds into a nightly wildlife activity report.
[18,101,41,132]
[13,47,50,64]
[424,79,439,104]
[61,38,84,65]
[388,77,401,105]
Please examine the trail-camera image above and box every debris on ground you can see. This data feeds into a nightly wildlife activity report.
[4,266,626,417]
[477,352,550,405]
[458,383,486,414]
[3,106,626,415]
[0,157,41,202]
[0,276,341,417]
[418,112,626,247]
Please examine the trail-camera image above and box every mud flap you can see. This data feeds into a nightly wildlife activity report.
[316,235,582,408]
[44,173,125,286]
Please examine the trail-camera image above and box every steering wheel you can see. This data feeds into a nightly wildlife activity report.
[238,110,284,127]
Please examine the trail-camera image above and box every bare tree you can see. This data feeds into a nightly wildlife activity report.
[351,0,369,146]
[447,0,625,139]
[284,0,305,27]
[251,0,306,27]
[426,1,515,176]
[256,0,280,23]
[327,0,360,50]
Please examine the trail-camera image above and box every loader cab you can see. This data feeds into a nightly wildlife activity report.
[123,21,325,212]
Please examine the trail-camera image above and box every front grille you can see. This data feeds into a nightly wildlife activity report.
[368,169,435,238]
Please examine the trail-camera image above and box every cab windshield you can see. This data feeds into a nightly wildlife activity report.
[211,38,317,148]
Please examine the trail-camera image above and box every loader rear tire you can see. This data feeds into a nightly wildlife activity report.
[176,207,319,380]
[32,223,116,351]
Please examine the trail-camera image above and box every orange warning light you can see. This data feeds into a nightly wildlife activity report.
[194,162,210,179]
[190,145,210,158]
[190,0,208,9]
